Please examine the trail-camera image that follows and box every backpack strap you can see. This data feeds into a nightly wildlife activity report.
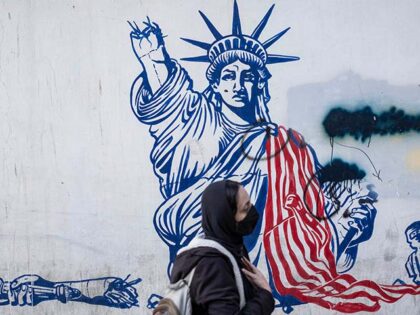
[178,237,246,309]
[184,267,196,286]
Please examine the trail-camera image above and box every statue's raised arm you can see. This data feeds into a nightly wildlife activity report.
[129,19,171,95]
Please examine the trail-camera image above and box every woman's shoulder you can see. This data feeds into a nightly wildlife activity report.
[186,246,234,274]
[171,246,233,283]
[195,248,233,269]
[193,249,237,286]
[191,250,239,300]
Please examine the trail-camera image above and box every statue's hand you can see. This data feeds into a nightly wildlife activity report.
[129,18,165,63]
[338,202,377,247]
[103,277,140,308]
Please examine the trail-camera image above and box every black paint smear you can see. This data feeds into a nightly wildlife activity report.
[323,106,420,142]
[303,158,366,221]
[317,158,366,185]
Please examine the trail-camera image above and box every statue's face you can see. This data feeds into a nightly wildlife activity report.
[212,60,259,108]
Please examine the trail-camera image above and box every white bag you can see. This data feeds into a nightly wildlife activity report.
[163,267,196,314]
[162,237,246,314]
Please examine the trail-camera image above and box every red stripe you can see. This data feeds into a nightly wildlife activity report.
[283,219,324,284]
[264,135,274,231]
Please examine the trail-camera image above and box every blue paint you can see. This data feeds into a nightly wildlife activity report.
[128,1,380,311]
[129,0,298,265]
[0,275,141,308]
[405,221,420,284]
[147,293,163,309]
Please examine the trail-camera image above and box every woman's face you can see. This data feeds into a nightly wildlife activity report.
[234,186,252,222]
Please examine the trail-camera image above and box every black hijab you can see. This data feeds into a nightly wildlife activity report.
[201,180,247,259]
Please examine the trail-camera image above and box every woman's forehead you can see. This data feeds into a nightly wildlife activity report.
[236,186,250,206]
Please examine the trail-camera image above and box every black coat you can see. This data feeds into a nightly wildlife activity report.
[171,246,275,315]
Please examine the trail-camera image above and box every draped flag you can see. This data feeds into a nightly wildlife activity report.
[263,126,420,313]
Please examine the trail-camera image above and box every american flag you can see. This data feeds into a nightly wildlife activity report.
[263,126,420,312]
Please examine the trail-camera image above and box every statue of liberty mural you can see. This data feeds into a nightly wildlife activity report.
[129,1,420,312]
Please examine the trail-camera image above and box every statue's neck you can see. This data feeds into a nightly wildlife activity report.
[222,104,257,127]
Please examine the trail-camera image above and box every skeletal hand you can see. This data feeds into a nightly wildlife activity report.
[338,201,377,246]
[103,277,140,308]
[7,275,40,306]
[129,18,165,62]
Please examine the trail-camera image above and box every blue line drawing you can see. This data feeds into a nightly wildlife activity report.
[0,274,141,308]
[405,221,420,285]
[147,293,163,309]
[323,181,378,273]
[129,1,377,311]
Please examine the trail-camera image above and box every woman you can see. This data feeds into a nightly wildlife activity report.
[170,180,274,314]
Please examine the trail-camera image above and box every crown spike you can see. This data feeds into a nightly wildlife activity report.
[251,4,275,39]
[198,10,223,40]
[182,4,300,66]
[232,0,242,35]
[181,55,210,62]
[262,27,291,49]
[266,54,300,64]
[180,38,211,50]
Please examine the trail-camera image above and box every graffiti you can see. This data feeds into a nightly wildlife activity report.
[0,274,141,308]
[129,0,420,312]
[405,221,420,285]
[333,140,382,180]
[318,159,366,184]
[239,119,311,161]
[323,106,420,142]
[303,158,367,220]
[330,182,378,269]
[299,159,378,273]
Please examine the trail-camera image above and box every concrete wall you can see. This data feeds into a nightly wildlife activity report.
[0,0,419,313]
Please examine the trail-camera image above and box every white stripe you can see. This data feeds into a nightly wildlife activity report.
[267,226,293,289]
[270,135,280,224]
[293,218,332,281]
[321,295,376,307]
[341,284,401,300]
[284,220,324,284]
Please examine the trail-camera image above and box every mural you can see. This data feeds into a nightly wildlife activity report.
[129,0,419,313]
[1,0,419,314]
[0,275,140,308]
[405,221,420,285]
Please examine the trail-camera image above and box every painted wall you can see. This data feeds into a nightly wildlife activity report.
[0,0,419,313]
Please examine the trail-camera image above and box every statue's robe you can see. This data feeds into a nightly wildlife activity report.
[131,61,271,262]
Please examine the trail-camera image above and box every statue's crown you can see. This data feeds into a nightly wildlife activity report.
[181,1,299,66]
